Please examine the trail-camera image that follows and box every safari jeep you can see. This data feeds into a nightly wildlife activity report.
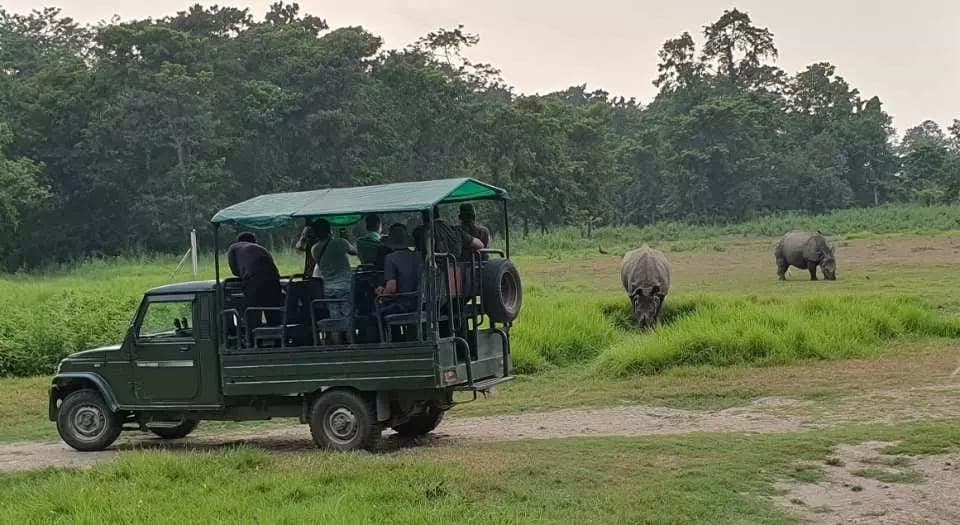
[50,178,521,452]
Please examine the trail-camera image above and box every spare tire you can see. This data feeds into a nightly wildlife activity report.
[481,258,523,323]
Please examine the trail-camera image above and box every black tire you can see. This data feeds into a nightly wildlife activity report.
[149,418,200,440]
[392,405,444,437]
[309,390,380,452]
[56,389,122,452]
[481,258,523,323]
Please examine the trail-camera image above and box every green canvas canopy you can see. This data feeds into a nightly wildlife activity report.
[211,178,507,229]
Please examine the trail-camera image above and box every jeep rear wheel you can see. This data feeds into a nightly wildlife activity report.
[309,390,380,452]
[149,418,200,440]
[391,405,444,437]
[57,389,122,452]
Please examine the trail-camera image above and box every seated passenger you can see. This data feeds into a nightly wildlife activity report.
[227,232,283,326]
[311,219,357,344]
[356,213,391,268]
[375,224,425,339]
[432,206,482,261]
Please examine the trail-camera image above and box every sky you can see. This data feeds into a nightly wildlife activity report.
[4,0,958,132]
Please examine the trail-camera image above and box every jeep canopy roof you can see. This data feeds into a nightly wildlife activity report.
[211,178,507,230]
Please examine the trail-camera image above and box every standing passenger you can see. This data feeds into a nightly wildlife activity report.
[432,206,482,260]
[227,232,283,325]
[295,219,319,276]
[458,203,490,249]
[356,213,390,268]
[311,219,357,343]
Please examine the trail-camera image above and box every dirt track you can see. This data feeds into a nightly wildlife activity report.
[0,400,807,472]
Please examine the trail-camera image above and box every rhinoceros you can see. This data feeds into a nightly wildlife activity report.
[620,246,672,327]
[775,231,836,281]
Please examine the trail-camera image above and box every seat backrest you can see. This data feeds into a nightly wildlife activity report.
[353,269,384,316]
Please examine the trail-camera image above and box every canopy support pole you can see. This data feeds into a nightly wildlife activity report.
[213,224,221,285]
[213,223,224,348]
[502,199,510,258]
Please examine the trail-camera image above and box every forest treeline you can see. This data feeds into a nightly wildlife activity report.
[1,4,959,270]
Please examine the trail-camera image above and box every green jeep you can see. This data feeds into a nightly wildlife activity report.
[50,178,522,452]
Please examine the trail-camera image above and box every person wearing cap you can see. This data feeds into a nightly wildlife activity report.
[375,224,425,339]
[458,203,490,251]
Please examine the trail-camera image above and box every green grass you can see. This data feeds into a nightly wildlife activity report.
[512,204,960,258]
[2,205,960,377]
[851,467,925,484]
[0,252,306,376]
[0,376,52,442]
[0,421,957,523]
[510,290,621,372]
[596,295,960,376]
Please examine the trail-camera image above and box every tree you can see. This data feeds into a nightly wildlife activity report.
[0,123,47,263]
[899,120,958,203]
[701,9,780,90]
[0,5,919,268]
[654,32,703,92]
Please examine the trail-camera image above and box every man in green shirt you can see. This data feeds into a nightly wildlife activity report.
[356,213,390,268]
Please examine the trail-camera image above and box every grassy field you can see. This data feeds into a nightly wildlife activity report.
[1,206,959,522]
[0,422,958,523]
[511,204,960,258]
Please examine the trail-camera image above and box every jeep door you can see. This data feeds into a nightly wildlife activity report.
[132,294,202,402]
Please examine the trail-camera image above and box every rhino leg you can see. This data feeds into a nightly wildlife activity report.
[808,265,818,281]
[776,258,789,281]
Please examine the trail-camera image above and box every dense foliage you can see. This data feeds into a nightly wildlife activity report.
[1,4,958,269]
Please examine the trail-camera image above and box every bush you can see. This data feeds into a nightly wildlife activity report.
[595,295,960,376]
[511,293,620,373]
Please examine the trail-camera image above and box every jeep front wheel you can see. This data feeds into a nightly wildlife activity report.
[56,389,122,452]
[309,390,380,452]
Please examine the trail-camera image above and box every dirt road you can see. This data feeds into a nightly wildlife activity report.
[0,400,807,473]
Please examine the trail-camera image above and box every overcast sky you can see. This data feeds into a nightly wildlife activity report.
[5,0,958,132]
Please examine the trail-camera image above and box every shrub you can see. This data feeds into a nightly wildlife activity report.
[511,294,620,373]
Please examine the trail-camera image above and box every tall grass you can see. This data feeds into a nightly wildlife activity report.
[2,204,958,377]
[596,295,960,376]
[512,204,960,257]
[511,289,620,373]
[0,253,306,376]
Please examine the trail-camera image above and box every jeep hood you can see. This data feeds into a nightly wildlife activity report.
[65,344,122,360]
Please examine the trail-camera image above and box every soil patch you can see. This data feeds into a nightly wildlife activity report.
[0,401,806,472]
[775,441,960,524]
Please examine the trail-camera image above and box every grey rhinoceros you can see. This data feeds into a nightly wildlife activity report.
[775,231,837,281]
[620,246,672,328]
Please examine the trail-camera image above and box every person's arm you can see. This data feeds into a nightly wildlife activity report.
[381,279,398,295]
[227,246,240,277]
[458,229,483,251]
[377,255,399,296]
[295,227,312,253]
